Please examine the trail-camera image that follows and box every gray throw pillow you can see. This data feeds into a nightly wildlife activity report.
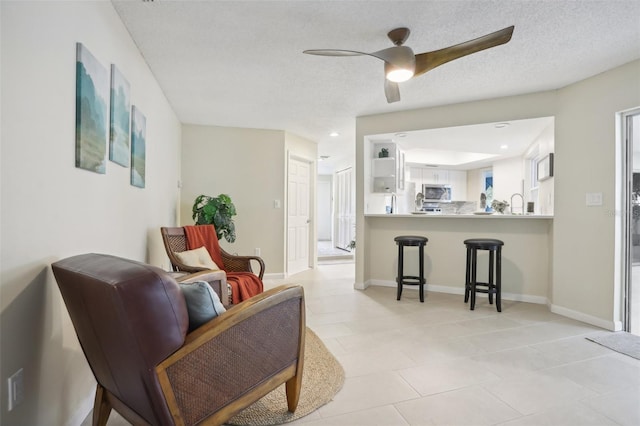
[179,281,226,331]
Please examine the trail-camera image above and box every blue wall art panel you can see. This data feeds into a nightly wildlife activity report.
[75,43,108,174]
[130,105,146,188]
[109,65,131,167]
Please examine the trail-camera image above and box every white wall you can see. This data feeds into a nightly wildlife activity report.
[0,2,182,424]
[356,60,640,329]
[181,124,286,273]
[553,60,640,326]
[180,126,317,275]
[493,156,524,207]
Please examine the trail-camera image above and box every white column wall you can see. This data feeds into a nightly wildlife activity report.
[1,2,182,424]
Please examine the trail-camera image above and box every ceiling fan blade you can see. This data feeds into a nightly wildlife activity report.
[384,80,400,103]
[303,49,366,57]
[413,25,514,77]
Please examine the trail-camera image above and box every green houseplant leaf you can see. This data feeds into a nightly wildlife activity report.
[192,194,237,243]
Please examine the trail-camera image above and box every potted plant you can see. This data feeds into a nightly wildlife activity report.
[192,194,237,242]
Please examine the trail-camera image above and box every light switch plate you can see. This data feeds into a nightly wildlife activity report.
[586,192,603,206]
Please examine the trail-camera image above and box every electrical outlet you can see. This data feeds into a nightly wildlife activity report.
[255,248,261,256]
[586,192,603,206]
[7,368,24,411]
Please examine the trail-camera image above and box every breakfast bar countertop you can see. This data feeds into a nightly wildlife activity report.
[365,213,553,219]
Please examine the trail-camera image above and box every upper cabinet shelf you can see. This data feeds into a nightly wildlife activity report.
[371,142,405,193]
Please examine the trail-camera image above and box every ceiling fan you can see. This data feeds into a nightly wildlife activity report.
[303,25,514,103]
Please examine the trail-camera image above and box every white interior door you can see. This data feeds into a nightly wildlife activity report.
[335,167,354,250]
[317,176,332,241]
[287,157,311,275]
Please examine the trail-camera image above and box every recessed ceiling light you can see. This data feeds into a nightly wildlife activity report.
[495,123,510,129]
[395,132,408,138]
[500,144,509,150]
[329,132,339,137]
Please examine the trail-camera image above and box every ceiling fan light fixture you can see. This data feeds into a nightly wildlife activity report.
[380,46,415,83]
[384,58,415,83]
[386,68,414,82]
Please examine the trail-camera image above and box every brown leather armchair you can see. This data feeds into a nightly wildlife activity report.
[52,253,305,426]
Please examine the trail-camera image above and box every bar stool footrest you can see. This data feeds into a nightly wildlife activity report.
[398,276,426,285]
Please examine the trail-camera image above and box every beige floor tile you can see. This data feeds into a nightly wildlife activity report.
[529,335,614,365]
[335,346,417,378]
[482,371,597,415]
[398,358,501,396]
[581,385,640,426]
[334,327,423,353]
[502,308,565,325]
[470,346,565,378]
[316,371,420,418]
[547,355,640,394]
[497,401,619,426]
[395,386,521,426]
[401,335,489,364]
[297,405,410,425]
[309,322,355,340]
[455,315,525,334]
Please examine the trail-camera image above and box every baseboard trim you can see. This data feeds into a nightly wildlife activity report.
[365,280,547,304]
[264,272,285,280]
[549,303,620,331]
[71,388,95,426]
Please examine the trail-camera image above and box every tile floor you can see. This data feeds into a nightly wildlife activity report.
[317,241,354,266]
[88,263,640,425]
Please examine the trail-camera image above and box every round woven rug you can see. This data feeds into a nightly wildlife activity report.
[227,328,345,425]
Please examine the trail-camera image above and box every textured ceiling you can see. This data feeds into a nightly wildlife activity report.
[112,0,640,172]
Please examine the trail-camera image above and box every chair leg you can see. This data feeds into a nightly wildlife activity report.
[496,247,502,312]
[464,246,471,303]
[92,384,112,426]
[419,244,425,303]
[397,244,403,301]
[285,372,303,412]
[470,248,477,310]
[488,250,495,305]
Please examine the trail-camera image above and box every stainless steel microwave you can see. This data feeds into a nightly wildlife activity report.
[422,184,452,202]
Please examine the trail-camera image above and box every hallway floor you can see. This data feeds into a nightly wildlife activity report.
[317,240,353,264]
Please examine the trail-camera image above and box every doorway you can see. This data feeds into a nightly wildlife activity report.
[622,108,640,336]
[287,156,312,275]
[317,170,354,263]
[334,167,355,251]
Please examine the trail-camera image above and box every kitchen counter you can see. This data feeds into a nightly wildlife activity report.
[361,212,553,302]
[365,213,553,219]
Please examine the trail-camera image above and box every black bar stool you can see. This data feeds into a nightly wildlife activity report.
[394,236,428,302]
[464,238,504,312]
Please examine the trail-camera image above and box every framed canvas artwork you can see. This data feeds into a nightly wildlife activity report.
[537,153,554,182]
[130,105,146,188]
[109,65,131,167]
[75,43,108,174]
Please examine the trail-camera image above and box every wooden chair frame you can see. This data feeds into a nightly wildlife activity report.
[161,226,265,279]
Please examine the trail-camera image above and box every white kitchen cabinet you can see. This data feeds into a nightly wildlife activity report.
[409,166,467,200]
[422,168,449,184]
[372,142,405,193]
